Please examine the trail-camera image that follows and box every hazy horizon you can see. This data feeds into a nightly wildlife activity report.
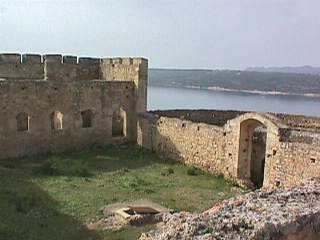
[149,65,320,71]
[0,0,319,69]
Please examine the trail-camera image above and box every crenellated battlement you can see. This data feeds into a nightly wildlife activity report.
[0,53,148,160]
[0,53,148,114]
[0,53,148,82]
[0,53,146,65]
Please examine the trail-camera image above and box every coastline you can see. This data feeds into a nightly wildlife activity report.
[150,84,320,99]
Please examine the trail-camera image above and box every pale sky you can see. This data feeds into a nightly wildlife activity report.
[0,0,319,69]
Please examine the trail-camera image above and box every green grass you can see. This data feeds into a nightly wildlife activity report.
[0,144,243,240]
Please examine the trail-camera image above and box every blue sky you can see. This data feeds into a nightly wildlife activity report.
[0,0,319,69]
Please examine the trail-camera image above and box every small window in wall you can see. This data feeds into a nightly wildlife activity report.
[17,112,30,132]
[81,109,93,128]
[50,111,64,130]
[112,108,126,137]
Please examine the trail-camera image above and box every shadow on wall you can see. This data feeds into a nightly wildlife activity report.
[0,166,101,240]
[279,227,320,240]
[139,114,184,164]
[153,132,183,163]
[263,213,320,240]
[139,113,231,177]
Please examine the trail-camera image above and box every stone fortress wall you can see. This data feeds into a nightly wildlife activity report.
[1,53,320,190]
[138,110,320,189]
[0,53,148,159]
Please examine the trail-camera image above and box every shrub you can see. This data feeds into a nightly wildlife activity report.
[71,161,91,177]
[117,175,150,191]
[167,168,174,174]
[14,194,38,214]
[216,173,224,179]
[231,180,241,188]
[34,158,91,177]
[121,168,130,173]
[144,188,155,194]
[1,163,15,169]
[161,158,177,165]
[161,167,174,176]
[186,166,202,176]
[35,159,60,175]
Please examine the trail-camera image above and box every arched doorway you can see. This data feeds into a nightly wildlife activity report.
[16,112,30,132]
[112,108,127,137]
[81,109,93,128]
[238,119,267,188]
[50,111,64,130]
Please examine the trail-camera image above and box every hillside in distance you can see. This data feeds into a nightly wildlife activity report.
[246,66,320,75]
[149,69,320,96]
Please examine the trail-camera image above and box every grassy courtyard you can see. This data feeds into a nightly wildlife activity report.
[0,144,243,240]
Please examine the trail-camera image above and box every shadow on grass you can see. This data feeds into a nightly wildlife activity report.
[0,144,178,240]
[1,144,176,178]
[0,166,101,240]
[0,143,242,239]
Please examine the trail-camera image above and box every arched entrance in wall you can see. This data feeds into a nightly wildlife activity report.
[50,111,64,130]
[112,108,127,137]
[238,119,267,188]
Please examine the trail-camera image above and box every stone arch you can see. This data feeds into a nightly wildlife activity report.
[16,112,30,132]
[235,112,283,130]
[234,113,282,188]
[81,109,93,128]
[50,111,64,130]
[112,108,127,137]
[238,119,267,188]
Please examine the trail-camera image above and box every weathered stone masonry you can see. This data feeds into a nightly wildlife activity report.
[138,110,320,189]
[0,53,148,159]
[1,53,320,190]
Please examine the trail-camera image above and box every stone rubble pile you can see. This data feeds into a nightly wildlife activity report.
[140,178,320,240]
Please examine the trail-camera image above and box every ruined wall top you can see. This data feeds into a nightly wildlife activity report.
[148,110,246,126]
[274,113,320,131]
[141,110,320,144]
[145,109,320,131]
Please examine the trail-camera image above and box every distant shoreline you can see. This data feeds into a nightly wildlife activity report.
[150,84,320,99]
